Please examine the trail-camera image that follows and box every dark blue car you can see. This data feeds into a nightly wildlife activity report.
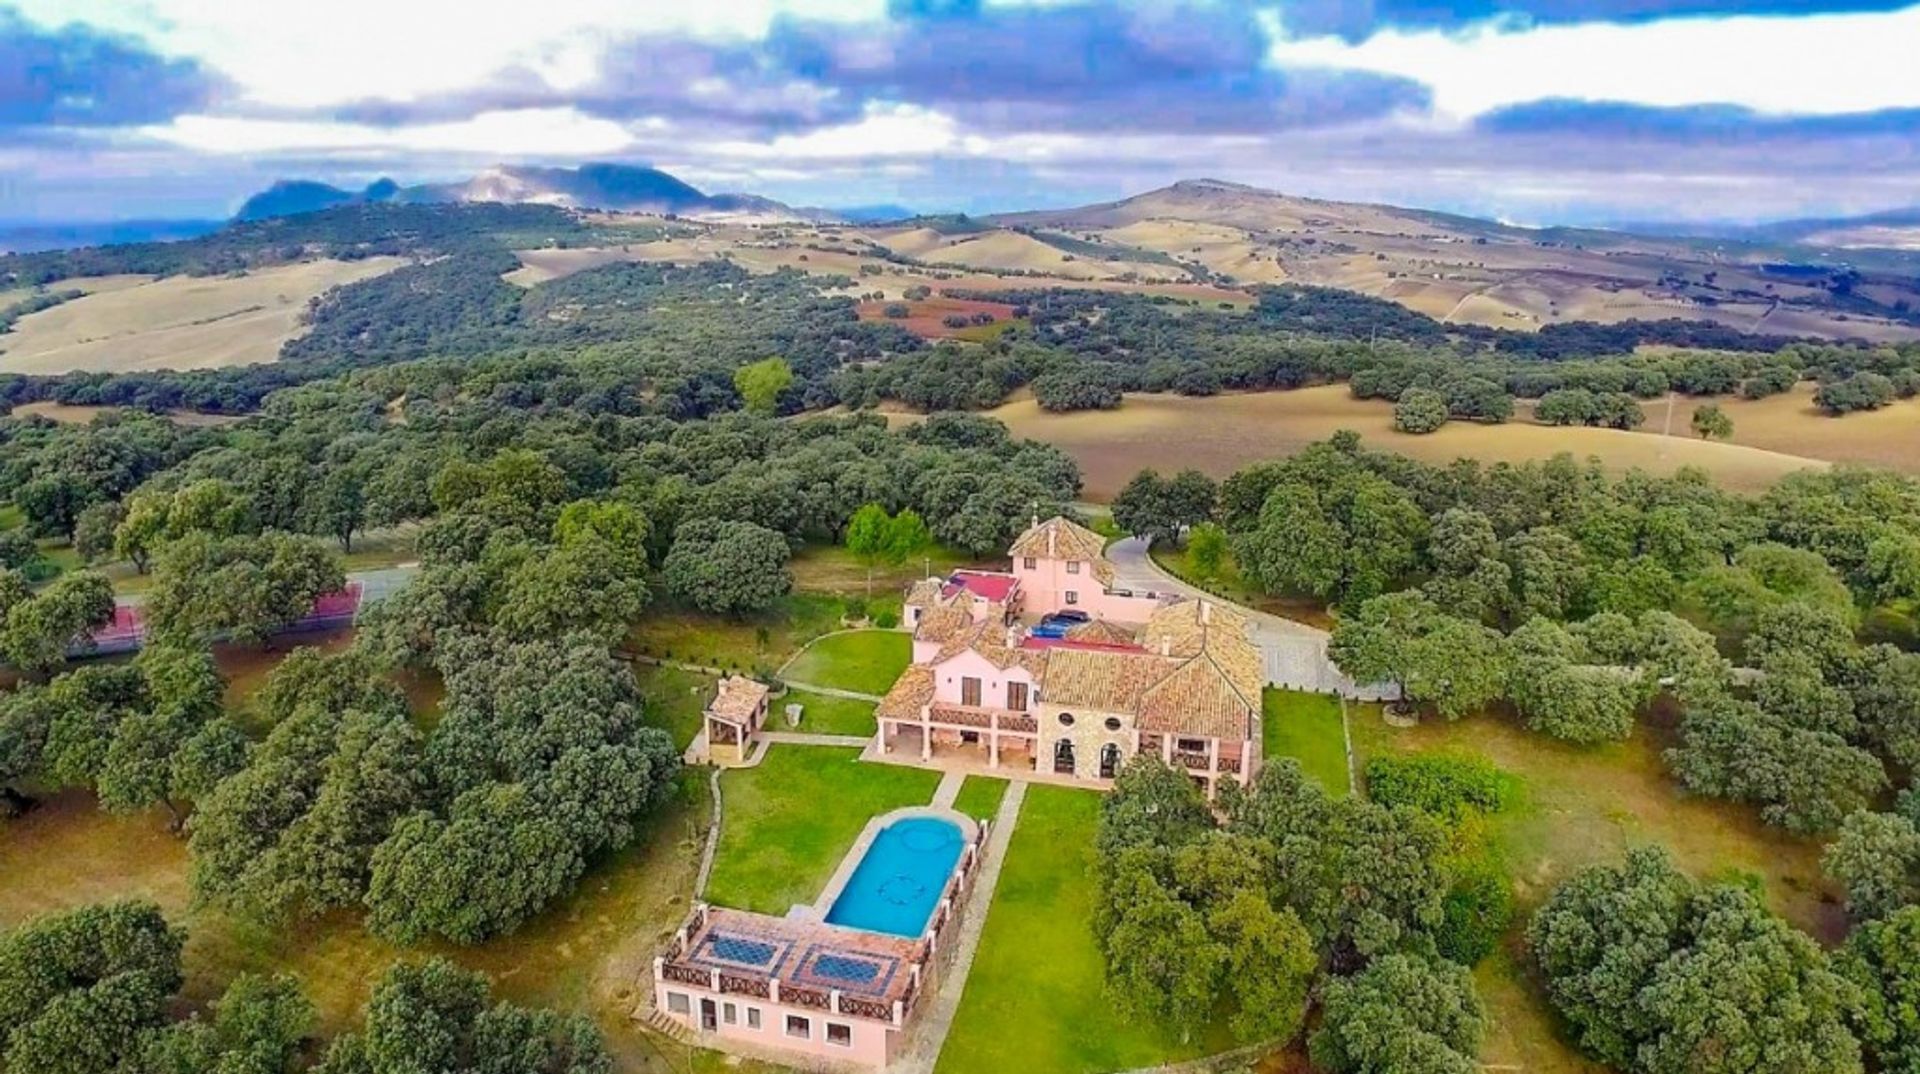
[1029,610,1091,639]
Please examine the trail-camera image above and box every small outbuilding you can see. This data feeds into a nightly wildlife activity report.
[704,676,771,766]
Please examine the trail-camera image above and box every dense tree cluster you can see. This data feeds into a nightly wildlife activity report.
[0,900,604,1074]
[1092,754,1506,1059]
[1529,848,1863,1074]
[1110,468,1217,546]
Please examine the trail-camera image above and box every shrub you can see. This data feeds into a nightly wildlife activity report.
[1365,753,1515,821]
[1393,387,1450,434]
[882,303,911,319]
[873,608,900,629]
[1437,858,1515,965]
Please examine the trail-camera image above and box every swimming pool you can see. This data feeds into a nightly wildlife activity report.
[824,816,965,937]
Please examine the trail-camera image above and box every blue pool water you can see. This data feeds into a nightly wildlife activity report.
[824,816,965,937]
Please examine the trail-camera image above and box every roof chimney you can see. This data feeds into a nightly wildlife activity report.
[1161,636,1171,656]
[1048,524,1056,557]
[1200,600,1211,625]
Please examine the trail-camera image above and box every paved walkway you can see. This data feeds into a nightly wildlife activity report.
[1106,537,1394,700]
[892,781,1027,1074]
[931,770,965,809]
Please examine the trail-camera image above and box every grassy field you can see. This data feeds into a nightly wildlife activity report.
[632,663,719,749]
[703,746,940,915]
[783,688,878,736]
[780,630,911,695]
[950,776,1010,822]
[1261,689,1350,797]
[935,786,1231,1074]
[0,258,405,374]
[977,386,1834,500]
[1348,705,1841,1074]
[787,541,985,600]
[625,593,845,672]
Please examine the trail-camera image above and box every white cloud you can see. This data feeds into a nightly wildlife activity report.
[708,104,963,159]
[1265,4,1920,120]
[140,108,637,157]
[9,0,887,109]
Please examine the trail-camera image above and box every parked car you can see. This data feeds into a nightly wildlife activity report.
[1029,610,1091,639]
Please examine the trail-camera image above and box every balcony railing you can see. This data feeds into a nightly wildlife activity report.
[785,984,831,1011]
[839,995,893,1021]
[927,704,1038,735]
[719,972,769,998]
[1217,754,1242,774]
[1173,749,1210,771]
[663,963,712,988]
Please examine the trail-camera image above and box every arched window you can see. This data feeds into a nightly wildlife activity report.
[1099,742,1122,779]
[1053,739,1076,775]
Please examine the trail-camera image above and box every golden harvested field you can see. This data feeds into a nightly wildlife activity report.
[1661,383,1920,469]
[10,400,246,427]
[971,386,1832,500]
[0,258,404,374]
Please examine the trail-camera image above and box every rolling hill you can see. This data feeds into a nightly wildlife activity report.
[236,163,835,224]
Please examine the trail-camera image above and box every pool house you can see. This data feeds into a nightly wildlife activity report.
[650,809,989,1069]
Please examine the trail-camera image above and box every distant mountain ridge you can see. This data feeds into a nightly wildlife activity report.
[235,163,841,224]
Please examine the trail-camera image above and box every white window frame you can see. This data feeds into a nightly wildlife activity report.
[746,1007,762,1030]
[827,1023,854,1048]
[723,1002,738,1025]
[786,1015,811,1039]
[666,992,690,1015]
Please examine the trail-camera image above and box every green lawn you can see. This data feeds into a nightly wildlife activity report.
[704,746,940,915]
[1262,688,1351,797]
[632,663,719,749]
[950,776,1010,822]
[935,786,1230,1074]
[781,630,911,695]
[783,689,878,736]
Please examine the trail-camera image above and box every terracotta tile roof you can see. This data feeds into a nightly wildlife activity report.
[904,578,945,609]
[877,665,935,721]
[1008,516,1108,566]
[1139,599,1249,658]
[1065,618,1140,646]
[913,604,974,644]
[1041,648,1178,713]
[707,676,769,724]
[1133,599,1261,739]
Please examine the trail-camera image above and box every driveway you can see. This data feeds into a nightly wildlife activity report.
[1106,537,1394,700]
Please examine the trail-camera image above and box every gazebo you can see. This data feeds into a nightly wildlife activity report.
[704,676,771,766]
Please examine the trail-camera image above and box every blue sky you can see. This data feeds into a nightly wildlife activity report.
[2,0,1917,226]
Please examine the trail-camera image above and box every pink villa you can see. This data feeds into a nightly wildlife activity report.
[648,517,1265,1069]
[884,517,1264,798]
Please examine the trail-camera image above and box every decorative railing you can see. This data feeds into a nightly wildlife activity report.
[1173,749,1210,771]
[663,963,712,988]
[785,985,831,1011]
[710,724,740,745]
[839,995,893,1021]
[927,705,1038,735]
[1217,754,1242,774]
[719,972,768,998]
